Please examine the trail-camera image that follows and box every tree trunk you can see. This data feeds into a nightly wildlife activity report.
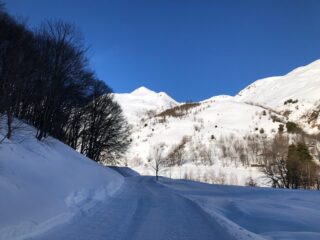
[6,112,13,139]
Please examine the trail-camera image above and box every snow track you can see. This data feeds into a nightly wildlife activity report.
[25,174,320,240]
[29,177,237,240]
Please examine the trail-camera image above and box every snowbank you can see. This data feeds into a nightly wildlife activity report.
[108,166,140,177]
[0,122,123,240]
[160,178,320,240]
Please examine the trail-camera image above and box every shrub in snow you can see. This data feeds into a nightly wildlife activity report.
[245,177,257,187]
[286,121,300,133]
[278,124,284,134]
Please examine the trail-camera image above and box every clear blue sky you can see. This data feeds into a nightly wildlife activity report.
[5,0,320,101]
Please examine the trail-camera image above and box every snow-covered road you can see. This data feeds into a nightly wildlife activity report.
[29,176,236,240]
[27,174,320,240]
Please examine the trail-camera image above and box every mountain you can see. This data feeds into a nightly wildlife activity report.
[114,86,178,124]
[235,60,320,132]
[115,60,320,185]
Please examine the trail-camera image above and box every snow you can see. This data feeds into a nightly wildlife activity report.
[201,94,233,103]
[27,175,320,240]
[235,60,320,132]
[235,59,320,108]
[114,60,320,186]
[0,121,123,240]
[118,93,280,186]
[160,178,320,240]
[108,166,140,177]
[114,86,178,124]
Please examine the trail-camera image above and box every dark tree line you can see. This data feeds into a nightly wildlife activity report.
[0,5,130,163]
[262,134,320,189]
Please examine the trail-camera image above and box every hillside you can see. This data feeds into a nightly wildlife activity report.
[115,60,320,186]
[235,60,320,132]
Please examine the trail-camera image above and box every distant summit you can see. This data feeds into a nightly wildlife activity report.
[131,86,155,96]
[114,87,178,123]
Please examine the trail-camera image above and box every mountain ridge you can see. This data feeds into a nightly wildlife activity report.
[114,60,320,185]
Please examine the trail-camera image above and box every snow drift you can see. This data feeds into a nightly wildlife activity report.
[161,178,320,240]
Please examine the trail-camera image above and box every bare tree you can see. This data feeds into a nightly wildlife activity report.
[261,133,320,189]
[247,134,261,164]
[80,81,131,163]
[261,134,289,188]
[33,21,89,141]
[197,142,214,166]
[167,136,189,178]
[149,143,167,181]
[0,10,131,163]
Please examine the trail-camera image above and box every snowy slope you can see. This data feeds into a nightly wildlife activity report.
[115,60,320,185]
[236,60,320,108]
[235,60,320,132]
[124,97,279,185]
[0,121,123,240]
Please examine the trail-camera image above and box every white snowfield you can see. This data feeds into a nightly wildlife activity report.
[115,59,320,185]
[0,123,123,240]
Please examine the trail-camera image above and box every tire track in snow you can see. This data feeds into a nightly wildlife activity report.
[29,176,237,240]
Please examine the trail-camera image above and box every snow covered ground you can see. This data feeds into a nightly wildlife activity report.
[29,174,320,240]
[161,178,320,240]
[0,122,123,240]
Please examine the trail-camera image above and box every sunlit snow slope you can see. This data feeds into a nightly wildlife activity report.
[0,122,123,240]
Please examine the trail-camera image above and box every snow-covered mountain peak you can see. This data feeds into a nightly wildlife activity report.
[114,87,178,124]
[131,86,156,96]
